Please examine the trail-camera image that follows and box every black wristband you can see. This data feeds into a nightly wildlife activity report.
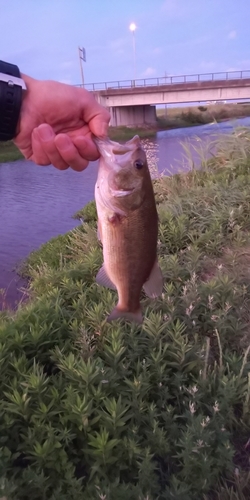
[0,60,25,141]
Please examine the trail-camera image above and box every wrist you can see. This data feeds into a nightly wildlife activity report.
[0,61,27,141]
[14,73,31,136]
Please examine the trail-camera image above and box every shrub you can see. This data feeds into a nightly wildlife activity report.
[2,130,250,498]
[181,111,207,125]
[73,201,97,223]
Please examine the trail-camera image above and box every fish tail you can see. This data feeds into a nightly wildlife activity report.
[107,306,143,325]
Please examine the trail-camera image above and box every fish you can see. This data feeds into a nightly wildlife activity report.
[94,135,163,324]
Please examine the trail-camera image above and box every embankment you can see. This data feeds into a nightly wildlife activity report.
[1,129,250,497]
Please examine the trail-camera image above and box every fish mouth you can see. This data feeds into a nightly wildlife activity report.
[110,187,134,197]
[93,135,141,156]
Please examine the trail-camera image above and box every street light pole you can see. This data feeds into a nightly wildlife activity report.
[78,46,86,87]
[129,23,137,83]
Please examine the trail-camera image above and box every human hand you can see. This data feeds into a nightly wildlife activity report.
[14,74,110,171]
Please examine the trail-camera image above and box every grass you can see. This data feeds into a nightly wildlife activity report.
[156,102,250,130]
[1,129,250,498]
[109,103,250,141]
[108,126,158,141]
[0,141,23,163]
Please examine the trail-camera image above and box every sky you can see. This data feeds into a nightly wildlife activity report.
[0,0,249,87]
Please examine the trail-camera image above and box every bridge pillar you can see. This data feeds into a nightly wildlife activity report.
[109,105,157,127]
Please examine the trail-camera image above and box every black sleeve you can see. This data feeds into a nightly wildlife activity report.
[0,60,24,141]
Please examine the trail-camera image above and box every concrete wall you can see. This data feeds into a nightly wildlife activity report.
[109,104,157,127]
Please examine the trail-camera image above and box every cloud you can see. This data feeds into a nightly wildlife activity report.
[228,30,237,39]
[142,67,156,77]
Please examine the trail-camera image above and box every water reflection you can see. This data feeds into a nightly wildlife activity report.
[1,116,250,309]
[157,117,250,175]
[0,159,99,309]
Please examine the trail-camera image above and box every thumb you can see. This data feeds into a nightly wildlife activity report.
[88,110,110,138]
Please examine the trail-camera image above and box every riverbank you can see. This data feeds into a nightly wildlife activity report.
[1,128,250,498]
[109,102,250,140]
[0,140,23,163]
[1,103,250,162]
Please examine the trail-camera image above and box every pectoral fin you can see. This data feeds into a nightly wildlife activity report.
[96,264,116,290]
[143,260,163,298]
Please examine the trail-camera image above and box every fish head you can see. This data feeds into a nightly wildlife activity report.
[95,135,151,213]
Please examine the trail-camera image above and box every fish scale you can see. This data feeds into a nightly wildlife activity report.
[94,135,163,324]
[103,204,158,312]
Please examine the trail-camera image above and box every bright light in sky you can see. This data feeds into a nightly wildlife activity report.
[129,23,136,32]
[0,0,247,85]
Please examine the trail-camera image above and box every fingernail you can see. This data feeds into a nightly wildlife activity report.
[99,123,108,137]
[38,126,54,141]
[56,134,71,150]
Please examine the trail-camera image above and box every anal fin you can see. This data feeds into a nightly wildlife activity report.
[143,259,163,298]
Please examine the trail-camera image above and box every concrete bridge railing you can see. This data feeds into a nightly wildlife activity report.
[77,70,250,92]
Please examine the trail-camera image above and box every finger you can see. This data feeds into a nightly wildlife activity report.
[36,124,69,170]
[73,135,99,161]
[31,128,51,165]
[54,134,89,171]
[80,95,110,137]
[88,108,110,138]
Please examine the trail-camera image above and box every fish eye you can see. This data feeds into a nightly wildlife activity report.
[134,159,144,170]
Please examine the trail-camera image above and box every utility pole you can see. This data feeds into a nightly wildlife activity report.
[78,47,86,87]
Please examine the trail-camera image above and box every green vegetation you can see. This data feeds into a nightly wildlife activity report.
[72,200,98,223]
[20,232,72,279]
[109,126,157,141]
[109,103,250,141]
[2,129,250,498]
[0,140,23,163]
[157,102,250,130]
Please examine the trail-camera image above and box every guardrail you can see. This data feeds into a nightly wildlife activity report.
[76,70,250,91]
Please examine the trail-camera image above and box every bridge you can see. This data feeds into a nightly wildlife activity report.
[78,70,250,127]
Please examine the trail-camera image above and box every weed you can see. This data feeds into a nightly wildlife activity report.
[1,129,250,498]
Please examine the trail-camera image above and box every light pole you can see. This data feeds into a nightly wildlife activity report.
[129,22,137,83]
[78,46,86,87]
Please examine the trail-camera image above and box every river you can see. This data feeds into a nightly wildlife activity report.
[1,116,250,309]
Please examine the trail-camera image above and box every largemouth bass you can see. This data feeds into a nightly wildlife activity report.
[94,135,163,324]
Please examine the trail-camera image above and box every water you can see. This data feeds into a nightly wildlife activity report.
[1,116,250,309]
[0,161,98,308]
